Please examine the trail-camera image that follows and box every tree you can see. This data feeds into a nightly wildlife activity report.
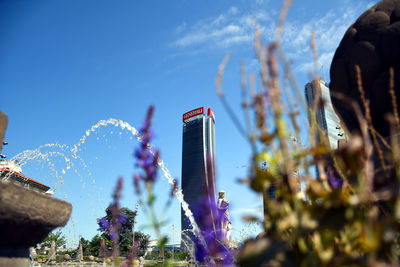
[77,237,90,256]
[98,206,150,256]
[87,234,103,257]
[39,229,67,254]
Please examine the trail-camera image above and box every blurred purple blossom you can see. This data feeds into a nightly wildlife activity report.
[109,231,117,242]
[110,178,123,245]
[134,106,160,190]
[193,193,233,265]
[118,214,127,225]
[95,177,125,259]
[97,208,127,240]
[327,167,342,190]
[193,157,233,265]
[134,174,141,194]
[98,217,110,232]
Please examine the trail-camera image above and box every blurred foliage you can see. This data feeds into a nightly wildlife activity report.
[38,229,67,254]
[214,2,400,266]
[172,251,190,260]
[77,236,90,256]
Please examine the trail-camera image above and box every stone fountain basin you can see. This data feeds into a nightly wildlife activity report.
[0,180,72,248]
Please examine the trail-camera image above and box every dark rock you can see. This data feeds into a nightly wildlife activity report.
[330,0,400,137]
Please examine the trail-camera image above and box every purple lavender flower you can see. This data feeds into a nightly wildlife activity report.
[327,167,342,189]
[109,230,117,242]
[193,193,233,265]
[193,156,234,265]
[110,178,123,239]
[118,214,127,224]
[96,178,126,259]
[133,174,141,194]
[98,217,110,231]
[133,106,160,189]
[104,177,124,259]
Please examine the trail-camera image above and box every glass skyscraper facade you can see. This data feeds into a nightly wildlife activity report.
[181,107,216,244]
[305,79,346,150]
[305,79,347,178]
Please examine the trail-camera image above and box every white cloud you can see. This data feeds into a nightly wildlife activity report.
[296,50,335,74]
[173,7,273,48]
[255,0,270,5]
[175,22,186,34]
[171,0,376,76]
[281,2,374,76]
[228,6,239,15]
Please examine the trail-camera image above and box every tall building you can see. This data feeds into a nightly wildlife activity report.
[305,79,347,179]
[305,79,346,150]
[181,107,216,244]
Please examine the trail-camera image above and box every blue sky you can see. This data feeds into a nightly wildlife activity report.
[0,0,377,247]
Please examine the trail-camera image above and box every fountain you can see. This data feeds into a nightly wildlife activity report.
[180,230,196,264]
[10,119,208,252]
[0,111,72,267]
[1,116,242,265]
[70,119,207,247]
[2,116,214,265]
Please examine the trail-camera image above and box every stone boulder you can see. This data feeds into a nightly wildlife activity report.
[330,0,400,137]
[63,254,71,261]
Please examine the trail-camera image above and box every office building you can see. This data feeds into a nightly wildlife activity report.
[305,79,347,179]
[305,79,346,150]
[181,107,216,244]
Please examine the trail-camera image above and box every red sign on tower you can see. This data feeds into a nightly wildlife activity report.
[183,107,205,122]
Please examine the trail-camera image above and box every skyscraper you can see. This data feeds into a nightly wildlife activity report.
[181,107,216,244]
[305,79,347,179]
[305,79,346,150]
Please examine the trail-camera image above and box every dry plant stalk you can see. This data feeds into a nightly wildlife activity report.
[355,65,387,173]
[310,30,319,78]
[274,0,292,42]
[388,67,400,132]
[215,53,248,140]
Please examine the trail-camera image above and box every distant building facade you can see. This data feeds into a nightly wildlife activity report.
[181,107,216,244]
[0,160,50,193]
[305,79,346,150]
[305,79,347,178]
